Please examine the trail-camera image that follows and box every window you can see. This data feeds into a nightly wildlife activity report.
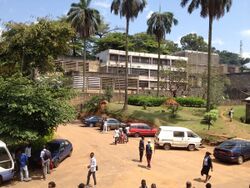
[132,56,140,62]
[64,141,69,145]
[141,57,150,64]
[173,131,184,137]
[110,54,118,61]
[0,148,12,169]
[187,132,197,138]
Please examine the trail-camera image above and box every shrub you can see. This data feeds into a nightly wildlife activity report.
[176,97,206,107]
[203,109,219,130]
[164,98,180,118]
[83,95,105,113]
[128,95,166,107]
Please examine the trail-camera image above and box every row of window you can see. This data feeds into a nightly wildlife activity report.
[110,54,179,66]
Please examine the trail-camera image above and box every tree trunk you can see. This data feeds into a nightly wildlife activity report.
[122,18,129,111]
[72,37,76,57]
[157,40,160,97]
[206,16,213,112]
[83,38,87,92]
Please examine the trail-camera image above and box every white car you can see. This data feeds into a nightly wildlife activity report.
[154,126,202,151]
[0,140,14,184]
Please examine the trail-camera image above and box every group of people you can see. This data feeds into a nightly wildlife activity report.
[138,137,213,184]
[138,137,154,168]
[186,181,212,188]
[113,127,128,144]
[140,179,157,188]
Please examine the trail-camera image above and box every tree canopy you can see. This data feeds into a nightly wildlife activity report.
[0,18,74,77]
[180,33,208,52]
[0,74,76,144]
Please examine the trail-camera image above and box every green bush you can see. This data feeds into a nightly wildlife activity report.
[203,109,219,130]
[83,95,105,113]
[176,97,205,107]
[128,95,166,107]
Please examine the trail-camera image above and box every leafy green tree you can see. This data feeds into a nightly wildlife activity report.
[180,33,208,51]
[0,19,74,77]
[111,0,147,111]
[181,0,232,112]
[0,74,76,144]
[147,11,178,97]
[67,0,101,91]
[218,50,250,66]
[93,32,129,53]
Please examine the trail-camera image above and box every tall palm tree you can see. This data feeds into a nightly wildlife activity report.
[111,0,147,111]
[67,0,101,91]
[181,0,232,111]
[147,12,178,97]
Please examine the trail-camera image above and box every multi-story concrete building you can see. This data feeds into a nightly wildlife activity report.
[96,49,188,91]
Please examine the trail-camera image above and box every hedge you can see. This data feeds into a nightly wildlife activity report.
[128,95,206,108]
[128,95,165,107]
[175,97,205,107]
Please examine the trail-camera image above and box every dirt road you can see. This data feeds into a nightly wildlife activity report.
[4,121,250,188]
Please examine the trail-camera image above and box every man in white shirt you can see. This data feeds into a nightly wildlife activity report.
[40,146,51,180]
[86,152,97,186]
[114,128,120,145]
[103,118,108,133]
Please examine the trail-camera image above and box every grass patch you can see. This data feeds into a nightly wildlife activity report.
[107,103,250,141]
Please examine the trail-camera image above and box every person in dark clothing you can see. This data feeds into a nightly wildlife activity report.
[78,183,85,188]
[186,181,192,188]
[151,183,157,188]
[139,137,145,162]
[201,152,213,183]
[145,139,153,168]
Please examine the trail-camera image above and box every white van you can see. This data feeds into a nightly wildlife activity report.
[0,140,14,184]
[155,126,202,151]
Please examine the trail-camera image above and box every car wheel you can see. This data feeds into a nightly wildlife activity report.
[237,156,244,165]
[0,176,3,185]
[163,143,171,150]
[134,133,140,138]
[187,144,195,151]
[89,123,94,127]
[53,159,59,168]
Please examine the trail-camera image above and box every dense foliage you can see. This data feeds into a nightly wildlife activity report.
[176,97,206,107]
[0,75,76,144]
[0,19,74,76]
[203,109,219,130]
[180,33,208,52]
[128,95,166,107]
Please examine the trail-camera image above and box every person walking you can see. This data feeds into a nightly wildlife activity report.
[228,108,234,122]
[139,179,148,188]
[102,118,108,133]
[86,152,97,186]
[139,136,145,162]
[201,152,213,183]
[145,139,153,168]
[114,128,120,145]
[40,146,51,180]
[18,149,31,181]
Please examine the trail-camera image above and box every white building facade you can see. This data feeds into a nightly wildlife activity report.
[96,49,188,90]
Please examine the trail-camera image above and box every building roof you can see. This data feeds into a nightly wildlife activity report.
[97,49,188,61]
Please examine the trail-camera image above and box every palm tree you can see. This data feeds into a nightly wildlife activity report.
[67,0,101,91]
[147,12,178,97]
[180,0,232,111]
[111,0,147,111]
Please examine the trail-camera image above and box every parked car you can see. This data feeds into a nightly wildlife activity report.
[214,139,250,164]
[100,118,127,131]
[47,139,73,168]
[127,123,157,137]
[0,140,14,184]
[154,126,202,151]
[82,116,102,127]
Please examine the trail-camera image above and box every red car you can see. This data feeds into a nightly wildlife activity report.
[128,123,158,137]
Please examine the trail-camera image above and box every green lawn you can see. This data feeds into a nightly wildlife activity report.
[107,103,250,142]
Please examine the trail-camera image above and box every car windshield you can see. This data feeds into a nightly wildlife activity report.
[219,142,237,149]
[0,147,12,169]
[47,143,60,152]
